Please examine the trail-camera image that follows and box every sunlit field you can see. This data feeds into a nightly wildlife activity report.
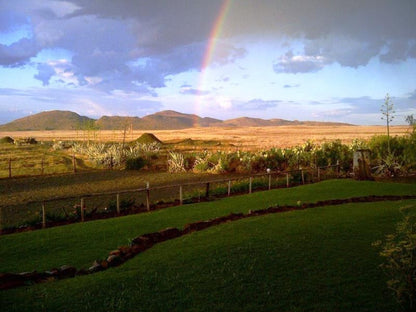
[0,125,410,149]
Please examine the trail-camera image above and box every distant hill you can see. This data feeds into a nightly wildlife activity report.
[141,110,223,129]
[0,110,352,131]
[0,110,94,131]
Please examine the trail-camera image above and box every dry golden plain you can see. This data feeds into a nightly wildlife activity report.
[0,125,411,150]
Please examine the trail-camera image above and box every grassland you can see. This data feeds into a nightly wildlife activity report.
[0,125,410,149]
[1,180,416,311]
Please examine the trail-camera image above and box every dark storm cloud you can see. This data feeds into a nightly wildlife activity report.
[1,0,415,85]
[0,38,40,66]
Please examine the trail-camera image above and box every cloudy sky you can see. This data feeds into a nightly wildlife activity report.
[0,0,415,125]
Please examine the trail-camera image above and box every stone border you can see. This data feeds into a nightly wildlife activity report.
[1,194,415,290]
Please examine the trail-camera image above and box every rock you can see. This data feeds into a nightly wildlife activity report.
[100,260,109,269]
[76,268,89,276]
[57,265,76,279]
[109,249,121,256]
[183,220,214,233]
[158,227,182,241]
[131,236,151,246]
[0,273,26,290]
[140,232,162,243]
[88,260,104,273]
[107,255,123,267]
[118,246,132,256]
[45,268,59,277]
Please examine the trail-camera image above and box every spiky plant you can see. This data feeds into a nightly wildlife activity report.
[167,151,186,173]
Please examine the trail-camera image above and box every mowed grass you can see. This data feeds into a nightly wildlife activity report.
[1,179,415,274]
[2,198,416,311]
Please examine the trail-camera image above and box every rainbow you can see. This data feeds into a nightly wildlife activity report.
[200,0,232,75]
[194,0,232,124]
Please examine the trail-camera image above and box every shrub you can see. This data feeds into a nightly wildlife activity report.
[0,136,14,144]
[107,199,135,213]
[125,157,147,170]
[14,137,37,145]
[167,151,186,173]
[373,207,416,311]
[135,133,162,145]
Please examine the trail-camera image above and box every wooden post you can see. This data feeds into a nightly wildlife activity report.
[318,168,321,181]
[179,185,183,205]
[205,182,210,199]
[73,154,77,173]
[286,173,290,188]
[8,158,11,178]
[268,174,272,190]
[42,201,46,229]
[336,160,340,178]
[249,177,252,194]
[80,198,85,222]
[146,182,150,211]
[116,193,120,216]
[228,180,231,196]
[301,170,305,184]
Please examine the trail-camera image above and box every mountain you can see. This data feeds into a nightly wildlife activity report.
[141,110,222,129]
[95,111,223,130]
[0,110,351,131]
[0,110,94,131]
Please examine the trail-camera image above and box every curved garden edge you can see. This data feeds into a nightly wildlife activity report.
[1,194,416,291]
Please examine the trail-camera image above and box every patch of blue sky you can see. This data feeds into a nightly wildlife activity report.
[0,23,32,45]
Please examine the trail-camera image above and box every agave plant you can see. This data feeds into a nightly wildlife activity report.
[374,154,402,177]
[167,151,186,173]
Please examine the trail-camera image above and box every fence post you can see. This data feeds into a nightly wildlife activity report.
[336,160,340,178]
[146,182,150,211]
[301,170,305,184]
[179,185,183,205]
[249,177,252,194]
[268,174,271,190]
[228,180,231,196]
[318,167,321,181]
[80,198,85,222]
[286,173,290,188]
[116,193,120,216]
[205,182,210,199]
[73,154,77,173]
[8,158,11,178]
[42,201,46,229]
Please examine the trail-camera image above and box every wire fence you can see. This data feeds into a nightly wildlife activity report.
[0,164,341,233]
[0,155,79,178]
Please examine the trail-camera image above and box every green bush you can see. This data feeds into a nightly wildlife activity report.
[373,207,416,311]
[0,136,14,144]
[107,199,135,213]
[125,157,147,170]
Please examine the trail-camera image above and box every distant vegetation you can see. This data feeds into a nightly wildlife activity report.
[1,125,415,179]
[0,136,14,144]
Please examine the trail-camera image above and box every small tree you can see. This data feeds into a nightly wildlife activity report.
[406,115,415,126]
[381,93,395,154]
[373,207,416,312]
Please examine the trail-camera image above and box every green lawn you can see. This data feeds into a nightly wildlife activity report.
[1,179,416,311]
[1,179,415,273]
